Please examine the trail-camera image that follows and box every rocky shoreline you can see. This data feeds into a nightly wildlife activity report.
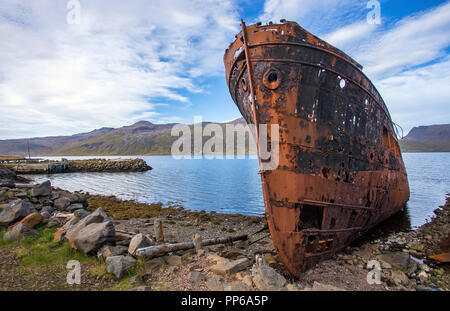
[0,166,448,291]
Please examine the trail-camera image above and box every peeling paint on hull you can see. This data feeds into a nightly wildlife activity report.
[224,20,410,276]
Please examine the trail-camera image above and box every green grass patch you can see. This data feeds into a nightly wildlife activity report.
[0,227,17,248]
[108,277,134,291]
[89,264,114,280]
[1,225,96,267]
[106,267,139,291]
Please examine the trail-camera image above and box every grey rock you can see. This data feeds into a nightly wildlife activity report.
[39,198,53,206]
[74,209,90,219]
[41,206,54,214]
[116,239,131,247]
[31,181,52,197]
[210,257,249,275]
[40,211,51,223]
[106,255,137,279]
[378,252,410,270]
[15,192,28,199]
[0,199,36,226]
[66,203,84,212]
[252,266,287,291]
[188,271,206,285]
[89,207,110,221]
[390,270,410,286]
[206,275,224,290]
[73,220,115,254]
[62,216,79,229]
[102,245,128,260]
[65,208,109,243]
[163,255,182,266]
[143,257,166,273]
[46,218,60,228]
[54,197,71,211]
[128,233,152,256]
[0,167,17,181]
[3,223,40,241]
[407,261,418,277]
[66,192,87,205]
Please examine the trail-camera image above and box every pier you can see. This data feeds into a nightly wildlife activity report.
[2,158,152,174]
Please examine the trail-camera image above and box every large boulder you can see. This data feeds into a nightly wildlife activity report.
[57,191,87,207]
[390,270,410,286]
[0,199,36,226]
[128,233,152,256]
[31,181,52,197]
[106,255,137,279]
[41,206,54,215]
[65,208,109,246]
[209,258,249,276]
[54,227,68,242]
[40,211,51,223]
[102,245,128,260]
[3,223,40,241]
[62,216,79,229]
[73,209,90,219]
[54,197,71,211]
[8,212,43,230]
[377,252,410,270]
[67,192,87,205]
[66,203,84,212]
[72,221,115,254]
[252,266,287,291]
[0,167,17,181]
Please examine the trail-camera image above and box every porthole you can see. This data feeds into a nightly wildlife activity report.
[263,68,282,90]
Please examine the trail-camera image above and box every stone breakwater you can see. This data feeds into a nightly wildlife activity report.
[64,158,152,173]
[5,158,152,174]
[0,167,448,291]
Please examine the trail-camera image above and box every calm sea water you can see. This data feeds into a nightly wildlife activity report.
[28,153,449,228]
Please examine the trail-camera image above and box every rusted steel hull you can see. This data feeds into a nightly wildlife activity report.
[224,20,410,276]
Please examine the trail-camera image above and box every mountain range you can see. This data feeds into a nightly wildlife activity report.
[0,118,251,156]
[398,124,450,152]
[0,120,448,156]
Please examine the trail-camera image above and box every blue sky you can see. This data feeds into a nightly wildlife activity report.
[0,0,449,139]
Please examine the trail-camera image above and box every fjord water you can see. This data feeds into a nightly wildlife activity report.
[29,153,449,229]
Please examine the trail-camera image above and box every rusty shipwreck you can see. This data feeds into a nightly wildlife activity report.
[224,20,410,276]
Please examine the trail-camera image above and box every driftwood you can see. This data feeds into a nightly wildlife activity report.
[135,234,248,258]
[114,229,137,236]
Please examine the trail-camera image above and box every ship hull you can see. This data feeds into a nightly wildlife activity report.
[224,21,410,276]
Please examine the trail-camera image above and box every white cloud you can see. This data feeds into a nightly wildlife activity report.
[0,0,240,139]
[261,0,450,132]
[356,1,450,79]
[322,21,377,53]
[376,56,450,133]
[258,0,365,34]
